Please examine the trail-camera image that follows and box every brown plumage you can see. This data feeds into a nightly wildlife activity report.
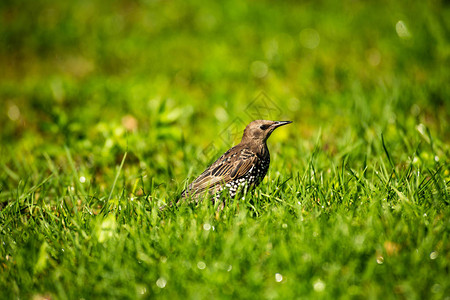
[180,120,292,205]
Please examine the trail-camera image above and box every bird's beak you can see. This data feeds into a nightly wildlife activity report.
[272,121,292,128]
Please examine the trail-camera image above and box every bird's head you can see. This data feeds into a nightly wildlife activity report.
[241,120,292,143]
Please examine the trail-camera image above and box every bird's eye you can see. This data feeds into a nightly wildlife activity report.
[260,124,270,130]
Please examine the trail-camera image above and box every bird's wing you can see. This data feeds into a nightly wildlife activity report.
[182,146,258,198]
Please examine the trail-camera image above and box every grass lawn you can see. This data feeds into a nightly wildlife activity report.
[0,0,449,299]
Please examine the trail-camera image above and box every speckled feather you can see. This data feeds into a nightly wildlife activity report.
[180,120,291,204]
[181,144,269,200]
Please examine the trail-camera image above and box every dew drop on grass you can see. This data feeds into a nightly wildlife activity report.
[227,265,232,272]
[197,261,206,270]
[376,256,384,264]
[395,20,411,39]
[313,279,325,292]
[203,223,211,231]
[282,223,288,229]
[79,176,86,183]
[275,273,283,282]
[156,277,167,288]
[416,123,426,135]
[138,286,147,295]
[430,251,438,260]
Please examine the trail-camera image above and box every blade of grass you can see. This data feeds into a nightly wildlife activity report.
[381,133,397,178]
[65,146,86,197]
[108,152,128,203]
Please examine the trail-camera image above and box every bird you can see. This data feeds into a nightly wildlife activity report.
[179,120,292,206]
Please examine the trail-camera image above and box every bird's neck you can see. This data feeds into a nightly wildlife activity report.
[240,138,268,155]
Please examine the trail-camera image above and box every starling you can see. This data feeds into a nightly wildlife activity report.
[180,120,292,205]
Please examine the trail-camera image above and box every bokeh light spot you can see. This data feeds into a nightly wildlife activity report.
[8,105,20,121]
[366,48,381,66]
[197,261,206,270]
[313,279,325,292]
[396,20,411,39]
[299,28,320,49]
[251,61,268,78]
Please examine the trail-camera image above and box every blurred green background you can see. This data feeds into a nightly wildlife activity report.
[1,1,448,171]
[0,0,449,298]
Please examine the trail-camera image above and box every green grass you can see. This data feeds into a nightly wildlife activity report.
[1,0,449,299]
